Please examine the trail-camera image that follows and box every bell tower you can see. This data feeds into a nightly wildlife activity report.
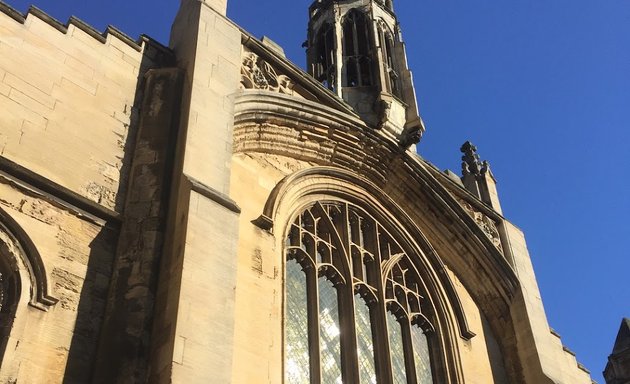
[306,0,424,147]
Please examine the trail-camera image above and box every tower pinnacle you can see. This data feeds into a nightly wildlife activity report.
[306,0,424,148]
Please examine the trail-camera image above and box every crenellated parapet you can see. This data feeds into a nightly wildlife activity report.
[0,0,173,212]
[0,1,170,57]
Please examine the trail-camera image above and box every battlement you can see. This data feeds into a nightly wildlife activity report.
[0,1,172,213]
[0,1,169,55]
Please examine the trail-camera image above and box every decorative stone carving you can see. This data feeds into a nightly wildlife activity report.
[398,124,422,149]
[241,52,294,94]
[456,197,503,252]
[461,141,490,177]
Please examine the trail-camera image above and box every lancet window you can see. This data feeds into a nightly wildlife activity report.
[379,26,401,98]
[284,201,434,383]
[312,23,336,91]
[342,11,374,87]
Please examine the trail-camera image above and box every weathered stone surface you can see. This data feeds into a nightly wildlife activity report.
[0,1,593,383]
[0,180,117,383]
[92,68,183,384]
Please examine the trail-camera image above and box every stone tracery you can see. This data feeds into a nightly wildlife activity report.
[456,197,503,252]
[240,52,294,94]
[285,200,434,383]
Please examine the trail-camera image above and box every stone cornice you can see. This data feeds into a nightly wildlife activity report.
[0,156,120,226]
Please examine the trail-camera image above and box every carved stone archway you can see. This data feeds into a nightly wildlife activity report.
[0,206,57,366]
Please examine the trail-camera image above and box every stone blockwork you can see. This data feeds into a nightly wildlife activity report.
[92,68,183,384]
[0,4,170,212]
[0,3,175,383]
[147,1,243,383]
[229,153,313,383]
[0,1,594,383]
[229,151,508,383]
[0,178,117,383]
[232,76,593,382]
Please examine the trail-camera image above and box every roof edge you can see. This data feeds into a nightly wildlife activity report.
[0,1,171,55]
[239,29,359,119]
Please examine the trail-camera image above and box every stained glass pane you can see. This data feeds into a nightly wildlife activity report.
[411,325,433,384]
[355,294,377,384]
[319,277,343,384]
[387,311,407,384]
[285,259,310,383]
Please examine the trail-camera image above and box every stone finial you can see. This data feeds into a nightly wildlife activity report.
[459,141,502,214]
[460,141,487,177]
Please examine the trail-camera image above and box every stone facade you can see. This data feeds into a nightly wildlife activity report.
[0,0,593,383]
[604,318,630,384]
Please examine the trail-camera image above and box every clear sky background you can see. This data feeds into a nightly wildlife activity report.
[4,0,629,382]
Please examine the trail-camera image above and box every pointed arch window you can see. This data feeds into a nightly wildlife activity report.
[342,11,374,87]
[378,26,401,98]
[313,23,336,91]
[284,201,435,383]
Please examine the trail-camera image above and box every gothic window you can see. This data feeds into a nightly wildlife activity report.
[313,23,336,90]
[284,201,435,383]
[342,11,374,87]
[379,26,401,98]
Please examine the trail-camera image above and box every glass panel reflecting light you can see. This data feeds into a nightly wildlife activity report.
[411,325,433,384]
[285,259,310,384]
[285,201,437,383]
[387,311,407,384]
[355,294,377,384]
[319,277,343,384]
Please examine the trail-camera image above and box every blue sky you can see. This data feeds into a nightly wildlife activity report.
[4,0,629,382]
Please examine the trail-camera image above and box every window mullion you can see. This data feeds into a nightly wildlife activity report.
[306,267,321,384]
[401,320,419,384]
[352,19,363,86]
[374,303,394,384]
[339,283,360,383]
[375,227,394,384]
[285,202,438,384]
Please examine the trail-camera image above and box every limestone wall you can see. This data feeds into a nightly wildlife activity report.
[147,1,242,382]
[504,221,592,383]
[0,179,116,383]
[228,151,510,383]
[0,5,171,382]
[230,153,314,383]
[447,267,510,384]
[0,5,163,211]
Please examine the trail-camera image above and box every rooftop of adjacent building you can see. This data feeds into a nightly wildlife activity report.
[611,318,630,355]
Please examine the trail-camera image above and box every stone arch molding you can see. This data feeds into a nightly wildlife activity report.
[253,166,476,343]
[0,206,58,310]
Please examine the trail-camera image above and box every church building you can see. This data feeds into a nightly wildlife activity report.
[0,0,593,382]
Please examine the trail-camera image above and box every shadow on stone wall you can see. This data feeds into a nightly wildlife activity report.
[63,44,179,383]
